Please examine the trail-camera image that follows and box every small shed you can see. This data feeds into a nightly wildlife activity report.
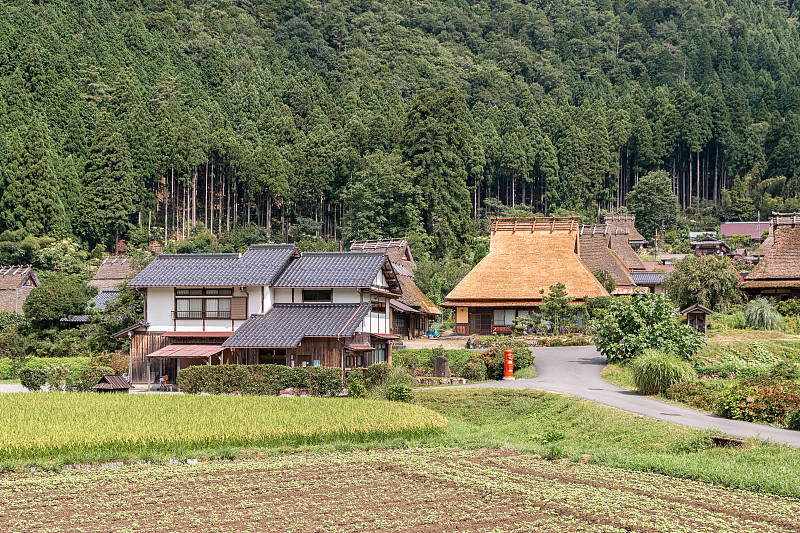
[680,304,713,335]
[91,375,132,393]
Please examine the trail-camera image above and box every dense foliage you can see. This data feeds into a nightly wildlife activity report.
[664,255,746,313]
[177,363,343,396]
[744,297,784,330]
[631,349,696,395]
[2,0,800,259]
[593,293,704,360]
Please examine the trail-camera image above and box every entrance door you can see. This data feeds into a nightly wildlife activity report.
[469,312,492,335]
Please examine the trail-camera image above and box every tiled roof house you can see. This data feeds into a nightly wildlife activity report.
[350,239,441,339]
[0,265,39,314]
[122,245,401,385]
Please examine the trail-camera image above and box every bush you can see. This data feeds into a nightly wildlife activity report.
[592,293,704,361]
[177,364,343,396]
[744,298,783,331]
[90,352,130,374]
[347,377,366,398]
[786,411,800,431]
[364,362,393,389]
[665,381,728,412]
[710,311,746,330]
[715,378,800,425]
[72,365,115,392]
[460,355,488,382]
[631,349,696,395]
[385,384,413,402]
[770,360,800,380]
[777,299,800,317]
[19,368,47,391]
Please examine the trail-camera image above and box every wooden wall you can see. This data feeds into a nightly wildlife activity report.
[292,337,343,368]
[129,332,170,384]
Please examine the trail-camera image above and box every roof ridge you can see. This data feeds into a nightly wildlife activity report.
[157,253,242,259]
[247,244,297,249]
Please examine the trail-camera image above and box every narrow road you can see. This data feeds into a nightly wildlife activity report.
[457,346,800,447]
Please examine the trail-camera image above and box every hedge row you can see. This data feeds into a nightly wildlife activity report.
[0,356,92,380]
[177,364,343,396]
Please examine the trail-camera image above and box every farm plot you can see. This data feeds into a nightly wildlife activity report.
[1,448,798,533]
[0,393,445,467]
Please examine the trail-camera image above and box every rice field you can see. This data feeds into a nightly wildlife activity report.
[0,393,446,466]
[2,449,798,532]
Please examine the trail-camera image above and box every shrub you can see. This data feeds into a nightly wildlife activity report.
[460,355,487,382]
[631,349,696,395]
[71,365,115,392]
[177,364,342,396]
[665,381,728,412]
[776,299,800,317]
[786,411,800,431]
[385,384,413,402]
[347,377,366,398]
[592,293,704,361]
[18,368,47,391]
[90,352,130,374]
[770,360,800,380]
[364,362,393,389]
[46,364,73,391]
[0,358,10,379]
[710,311,746,330]
[715,378,800,425]
[744,298,783,331]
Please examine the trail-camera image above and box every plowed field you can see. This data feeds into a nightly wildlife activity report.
[2,448,798,533]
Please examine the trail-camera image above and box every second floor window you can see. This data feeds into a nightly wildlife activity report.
[175,298,231,319]
[302,289,332,302]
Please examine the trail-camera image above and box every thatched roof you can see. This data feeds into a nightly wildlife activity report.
[754,228,774,256]
[89,257,134,292]
[444,217,608,306]
[604,214,648,244]
[744,219,800,288]
[609,232,646,271]
[397,275,441,315]
[0,265,39,314]
[578,226,636,287]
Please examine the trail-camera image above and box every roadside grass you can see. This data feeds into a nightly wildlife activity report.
[707,329,800,345]
[0,379,20,385]
[0,393,445,470]
[600,362,635,389]
[512,364,537,379]
[414,388,800,499]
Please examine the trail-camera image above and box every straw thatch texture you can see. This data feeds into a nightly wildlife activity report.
[745,222,800,288]
[89,257,133,292]
[445,219,608,305]
[604,214,647,243]
[609,233,646,270]
[578,227,636,287]
[0,265,39,313]
[754,230,774,256]
[397,275,441,315]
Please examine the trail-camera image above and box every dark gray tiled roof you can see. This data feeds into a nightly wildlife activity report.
[128,245,298,287]
[62,290,122,324]
[222,303,371,348]
[273,252,390,288]
[631,271,666,285]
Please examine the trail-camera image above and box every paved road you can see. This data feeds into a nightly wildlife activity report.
[457,346,800,447]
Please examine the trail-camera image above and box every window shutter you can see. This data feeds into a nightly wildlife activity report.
[231,297,248,320]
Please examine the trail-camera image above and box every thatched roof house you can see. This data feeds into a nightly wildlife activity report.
[605,214,648,249]
[89,257,133,292]
[754,225,774,257]
[578,226,636,291]
[350,238,440,339]
[0,265,39,314]
[743,215,800,300]
[443,217,608,335]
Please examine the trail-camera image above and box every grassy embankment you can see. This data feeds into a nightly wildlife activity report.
[3,386,800,498]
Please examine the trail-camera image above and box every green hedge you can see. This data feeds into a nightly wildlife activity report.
[177,364,343,396]
[0,356,92,380]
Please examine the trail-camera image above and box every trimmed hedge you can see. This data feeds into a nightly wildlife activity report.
[0,356,92,380]
[177,364,343,396]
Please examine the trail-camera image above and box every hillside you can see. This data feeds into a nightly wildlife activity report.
[1,0,800,259]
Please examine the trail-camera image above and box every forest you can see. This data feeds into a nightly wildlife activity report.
[2,0,800,264]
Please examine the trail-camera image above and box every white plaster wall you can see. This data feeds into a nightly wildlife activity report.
[146,287,174,330]
[360,297,390,333]
[333,288,361,303]
[373,270,387,288]
[273,288,293,304]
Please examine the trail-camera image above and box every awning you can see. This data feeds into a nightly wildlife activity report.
[371,333,400,340]
[162,331,233,338]
[389,299,421,314]
[146,344,226,358]
[345,344,374,351]
[611,286,639,295]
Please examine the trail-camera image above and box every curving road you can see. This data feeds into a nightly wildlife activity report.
[456,346,800,447]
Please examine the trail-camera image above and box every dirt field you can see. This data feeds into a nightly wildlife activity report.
[2,449,798,533]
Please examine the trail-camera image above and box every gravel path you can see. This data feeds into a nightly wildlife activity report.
[456,345,800,446]
[0,383,29,393]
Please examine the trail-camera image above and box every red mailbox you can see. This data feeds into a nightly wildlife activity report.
[503,349,514,380]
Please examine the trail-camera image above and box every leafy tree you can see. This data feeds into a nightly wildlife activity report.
[23,273,96,329]
[625,170,679,240]
[539,282,574,335]
[665,256,746,313]
[593,293,705,361]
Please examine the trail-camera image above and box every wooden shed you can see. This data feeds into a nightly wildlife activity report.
[91,375,132,393]
[443,217,609,335]
[681,304,713,335]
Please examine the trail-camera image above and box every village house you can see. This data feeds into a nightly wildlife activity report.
[349,238,441,339]
[604,215,647,271]
[578,225,638,295]
[690,235,731,256]
[63,256,133,324]
[121,245,400,386]
[743,214,800,301]
[443,217,608,335]
[0,265,39,314]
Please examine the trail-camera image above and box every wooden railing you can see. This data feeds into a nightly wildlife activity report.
[491,216,579,233]
[172,311,231,320]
